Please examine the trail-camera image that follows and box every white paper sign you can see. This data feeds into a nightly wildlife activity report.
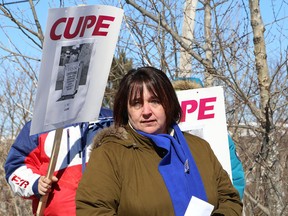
[30,5,123,135]
[184,196,214,216]
[177,86,232,179]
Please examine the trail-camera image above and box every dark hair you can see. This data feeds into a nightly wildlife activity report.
[113,66,182,128]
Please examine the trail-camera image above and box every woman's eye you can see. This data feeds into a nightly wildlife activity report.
[151,99,160,104]
[132,100,142,108]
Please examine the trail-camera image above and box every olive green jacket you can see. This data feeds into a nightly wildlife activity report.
[76,124,242,215]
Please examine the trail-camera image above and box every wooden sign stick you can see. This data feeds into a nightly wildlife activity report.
[36,127,63,216]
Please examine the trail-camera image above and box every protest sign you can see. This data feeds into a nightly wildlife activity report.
[176,86,232,178]
[30,5,123,135]
[30,5,123,215]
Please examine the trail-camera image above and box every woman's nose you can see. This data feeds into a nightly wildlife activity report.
[142,102,152,115]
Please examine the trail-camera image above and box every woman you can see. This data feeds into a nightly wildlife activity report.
[76,66,242,215]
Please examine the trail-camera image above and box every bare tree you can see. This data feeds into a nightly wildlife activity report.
[179,0,198,77]
[0,1,42,140]
[0,0,287,215]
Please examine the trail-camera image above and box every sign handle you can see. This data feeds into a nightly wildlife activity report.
[36,128,63,216]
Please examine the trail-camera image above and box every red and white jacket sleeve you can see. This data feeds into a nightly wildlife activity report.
[4,121,44,198]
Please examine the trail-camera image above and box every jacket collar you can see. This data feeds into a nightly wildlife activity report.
[92,123,154,150]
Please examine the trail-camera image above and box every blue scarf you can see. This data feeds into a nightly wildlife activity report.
[138,123,207,216]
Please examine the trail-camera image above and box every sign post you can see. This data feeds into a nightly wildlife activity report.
[36,128,63,216]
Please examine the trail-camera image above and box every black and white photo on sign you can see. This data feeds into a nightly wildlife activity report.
[44,38,96,125]
[55,42,94,101]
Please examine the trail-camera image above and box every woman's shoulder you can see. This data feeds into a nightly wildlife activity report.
[183,132,209,145]
[92,125,134,149]
[182,131,214,155]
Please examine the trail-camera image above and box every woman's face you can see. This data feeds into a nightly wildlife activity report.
[128,84,167,134]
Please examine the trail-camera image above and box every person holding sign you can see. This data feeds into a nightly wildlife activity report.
[172,77,246,200]
[76,67,242,215]
[4,108,113,216]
